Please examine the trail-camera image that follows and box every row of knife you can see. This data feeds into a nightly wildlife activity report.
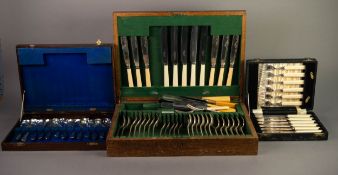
[253,112,322,134]
[115,111,247,138]
[12,118,111,143]
[258,63,306,107]
[120,26,240,87]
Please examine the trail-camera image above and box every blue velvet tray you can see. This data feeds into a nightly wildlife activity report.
[17,45,114,112]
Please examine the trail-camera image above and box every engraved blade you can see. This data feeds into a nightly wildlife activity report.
[140,36,150,68]
[210,36,220,67]
[161,27,169,65]
[180,26,189,64]
[220,35,230,68]
[130,36,140,68]
[198,26,209,64]
[190,26,198,64]
[170,26,178,65]
[229,35,240,68]
[120,36,131,68]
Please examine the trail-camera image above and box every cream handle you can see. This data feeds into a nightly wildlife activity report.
[291,123,318,127]
[295,130,322,133]
[173,64,178,87]
[288,120,315,124]
[282,94,303,99]
[283,88,304,93]
[217,67,224,86]
[135,68,142,87]
[282,101,302,106]
[286,118,314,121]
[127,68,134,87]
[199,64,205,86]
[256,118,314,122]
[284,65,306,70]
[283,73,305,77]
[283,80,304,85]
[182,64,187,87]
[145,68,151,87]
[164,65,169,87]
[190,64,196,86]
[226,67,233,86]
[209,67,215,86]
[293,126,320,130]
[287,114,312,118]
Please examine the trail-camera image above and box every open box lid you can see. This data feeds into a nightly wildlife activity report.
[113,11,247,101]
[17,44,115,112]
[245,58,317,111]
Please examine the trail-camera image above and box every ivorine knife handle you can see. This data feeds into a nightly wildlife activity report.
[283,73,305,77]
[136,68,142,87]
[282,94,303,99]
[283,80,304,85]
[182,64,187,86]
[226,67,233,86]
[283,88,304,92]
[209,67,215,86]
[145,68,151,87]
[127,68,134,87]
[284,65,306,70]
[199,64,205,86]
[287,114,312,118]
[164,65,169,87]
[293,126,320,130]
[173,65,178,87]
[282,101,302,106]
[295,130,322,133]
[217,67,224,86]
[190,64,196,86]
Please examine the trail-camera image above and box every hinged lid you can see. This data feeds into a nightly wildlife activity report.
[113,11,247,102]
[246,58,317,111]
[17,44,114,112]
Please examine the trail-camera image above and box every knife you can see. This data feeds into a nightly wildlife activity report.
[217,35,230,86]
[226,35,240,86]
[170,26,179,87]
[140,36,151,87]
[180,26,189,86]
[198,26,209,86]
[120,36,134,87]
[190,26,199,86]
[130,36,142,87]
[209,36,220,86]
[161,27,169,87]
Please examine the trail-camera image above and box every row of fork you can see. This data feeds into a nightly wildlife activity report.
[115,112,246,138]
[187,113,245,137]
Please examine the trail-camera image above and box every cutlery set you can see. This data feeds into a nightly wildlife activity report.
[12,118,111,143]
[258,63,305,107]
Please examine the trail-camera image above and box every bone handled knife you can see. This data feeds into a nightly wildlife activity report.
[209,36,220,86]
[170,26,179,87]
[140,36,151,87]
[217,35,230,86]
[120,36,134,87]
[226,35,240,86]
[180,27,189,86]
[161,27,169,87]
[190,26,199,86]
[198,26,209,86]
[130,36,142,87]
